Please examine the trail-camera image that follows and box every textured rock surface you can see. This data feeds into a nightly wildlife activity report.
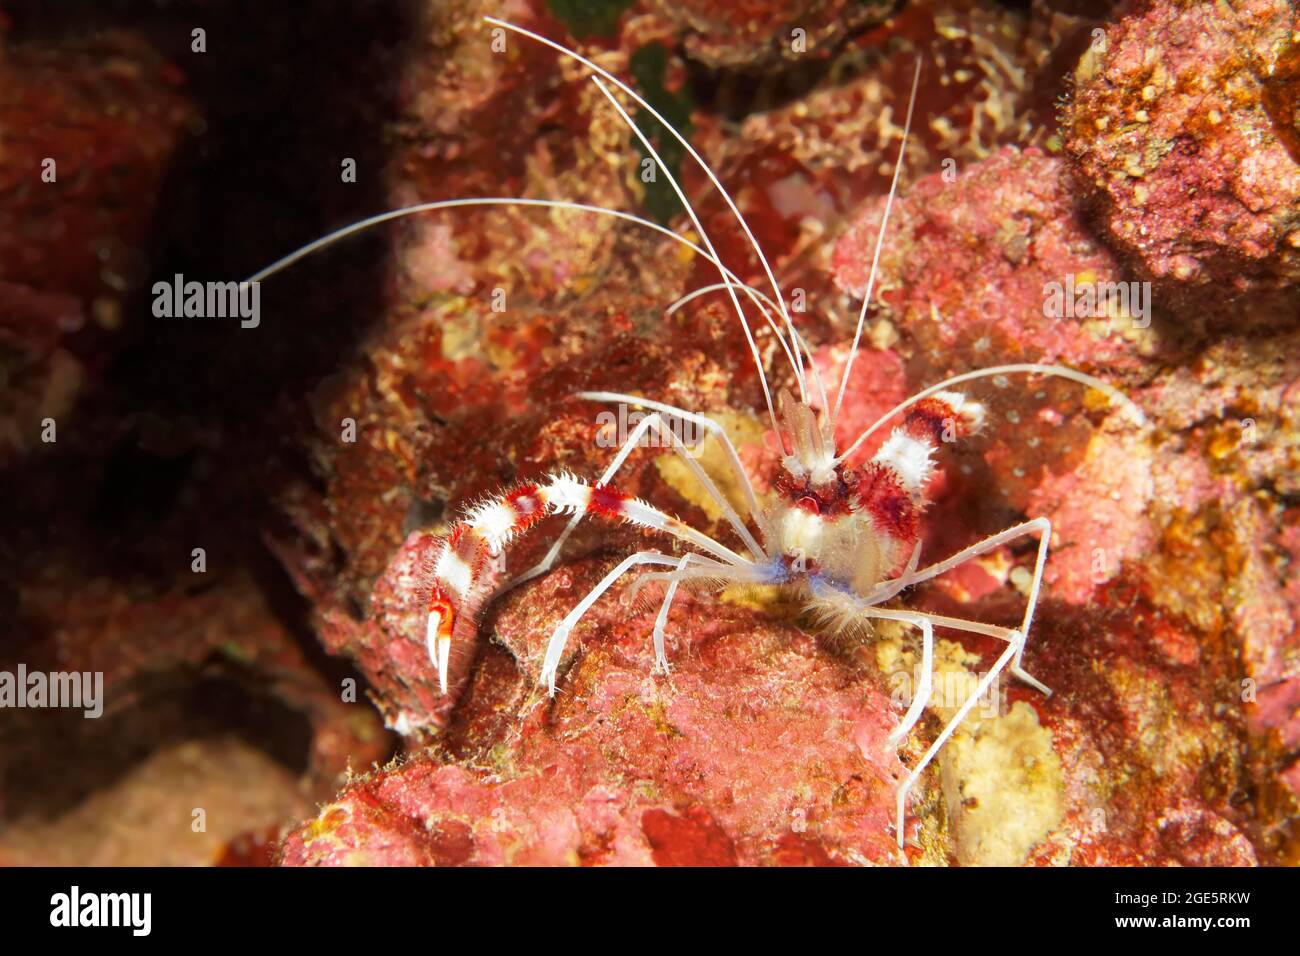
[1064,0,1300,309]
[831,133,1298,862]
[284,561,910,865]
[833,145,1156,371]
[643,0,895,69]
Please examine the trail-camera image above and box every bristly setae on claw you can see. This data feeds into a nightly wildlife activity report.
[252,15,1148,852]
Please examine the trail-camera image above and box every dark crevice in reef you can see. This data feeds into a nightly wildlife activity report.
[682,0,1116,139]
[1,666,316,822]
[6,0,418,436]
[681,4,908,123]
[2,0,415,832]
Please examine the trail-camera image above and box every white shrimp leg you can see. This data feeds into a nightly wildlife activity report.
[541,551,681,694]
[858,540,922,606]
[541,549,757,694]
[644,552,728,673]
[836,364,1148,465]
[868,604,1049,848]
[884,517,1054,693]
[831,586,1030,848]
[620,551,760,673]
[577,391,775,547]
[862,519,1054,849]
[892,635,1022,850]
[862,607,935,751]
[636,413,764,559]
[626,557,756,602]
[511,410,762,593]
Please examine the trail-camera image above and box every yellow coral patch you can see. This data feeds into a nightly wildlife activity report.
[943,702,1064,866]
[438,300,482,362]
[305,802,352,843]
[653,409,767,521]
[876,634,1064,865]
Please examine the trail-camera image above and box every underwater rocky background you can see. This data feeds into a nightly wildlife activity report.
[1,0,1296,866]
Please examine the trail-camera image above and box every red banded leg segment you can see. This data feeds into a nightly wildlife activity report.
[425,471,748,698]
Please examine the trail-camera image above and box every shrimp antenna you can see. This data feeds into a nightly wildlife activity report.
[830,58,922,432]
[835,362,1150,465]
[591,76,785,447]
[250,198,735,286]
[246,195,801,446]
[666,281,829,417]
[666,281,803,405]
[483,15,809,399]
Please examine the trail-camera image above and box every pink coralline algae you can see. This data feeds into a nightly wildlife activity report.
[825,119,1298,860]
[832,145,1153,373]
[282,554,905,866]
[1064,0,1300,306]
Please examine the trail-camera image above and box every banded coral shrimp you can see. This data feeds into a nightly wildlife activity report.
[249,14,1149,852]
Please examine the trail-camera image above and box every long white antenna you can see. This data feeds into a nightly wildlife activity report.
[793,327,831,422]
[245,195,802,444]
[666,281,802,386]
[830,59,922,430]
[591,76,786,445]
[667,281,830,419]
[483,15,808,396]
[251,197,722,287]
[248,196,813,439]
[835,363,1150,464]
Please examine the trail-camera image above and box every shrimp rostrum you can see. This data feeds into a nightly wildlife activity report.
[253,16,1148,852]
